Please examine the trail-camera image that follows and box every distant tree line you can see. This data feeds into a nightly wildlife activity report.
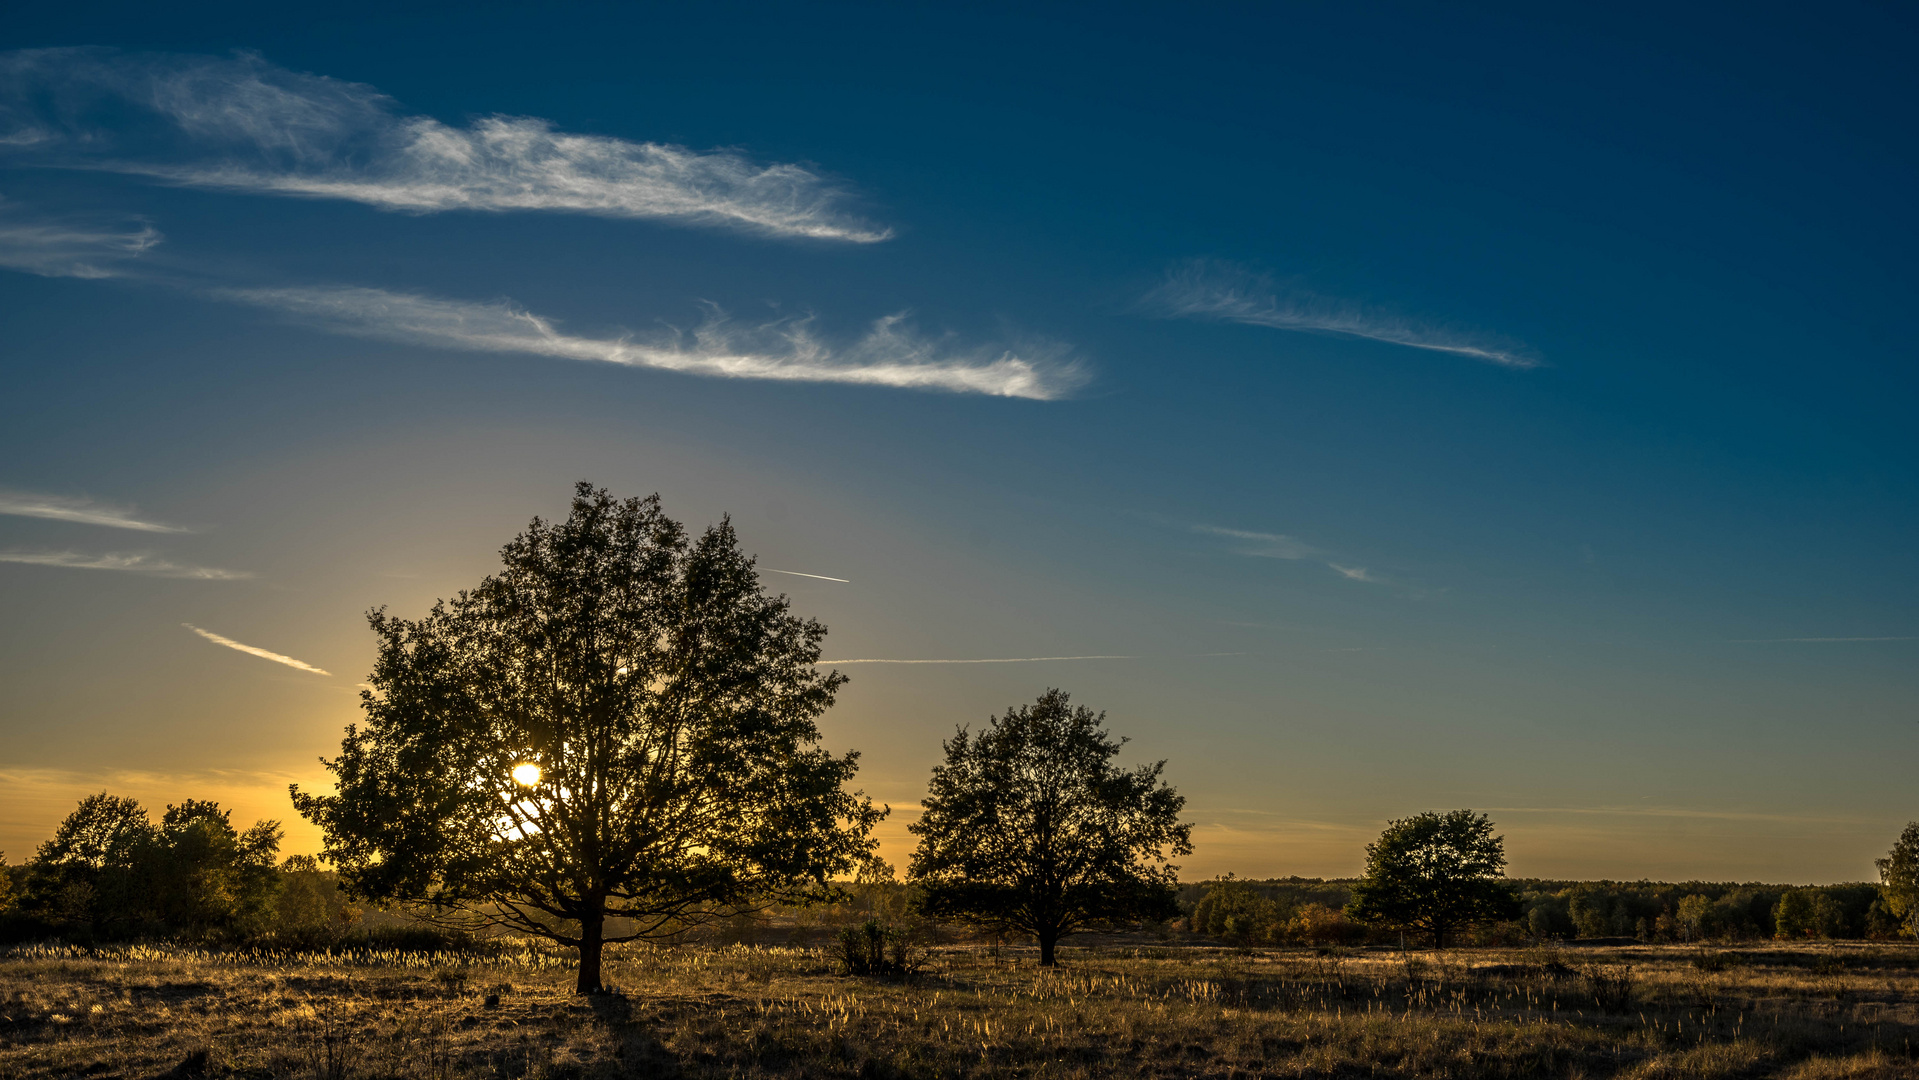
[1178,874,1914,947]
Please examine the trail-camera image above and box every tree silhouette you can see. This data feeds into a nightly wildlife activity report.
[1346,810,1522,947]
[908,689,1190,966]
[21,793,280,940]
[293,483,882,993]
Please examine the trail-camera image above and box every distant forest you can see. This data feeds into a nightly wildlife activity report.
[1,831,1904,949]
[1179,876,1903,947]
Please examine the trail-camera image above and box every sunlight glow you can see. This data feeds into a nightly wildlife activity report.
[511,762,542,787]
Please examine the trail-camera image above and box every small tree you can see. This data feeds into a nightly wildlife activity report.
[293,483,882,993]
[1879,822,1919,938]
[1346,810,1522,948]
[908,689,1191,966]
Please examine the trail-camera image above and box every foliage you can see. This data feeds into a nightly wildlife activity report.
[1190,876,1280,944]
[1188,876,1368,946]
[293,483,882,992]
[1346,810,1523,947]
[271,857,363,940]
[832,918,921,977]
[0,855,11,916]
[1879,821,1919,938]
[13,794,281,941]
[908,689,1191,965]
[1775,887,1847,939]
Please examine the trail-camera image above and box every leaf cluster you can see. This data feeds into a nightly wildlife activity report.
[1878,822,1919,937]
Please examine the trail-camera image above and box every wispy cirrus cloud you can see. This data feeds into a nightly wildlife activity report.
[0,550,251,579]
[1,48,890,242]
[1191,524,1315,560]
[0,197,161,278]
[217,284,1080,399]
[1192,523,1396,587]
[184,623,329,674]
[1144,259,1538,369]
[0,488,186,531]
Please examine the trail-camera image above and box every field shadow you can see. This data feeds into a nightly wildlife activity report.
[587,993,689,1078]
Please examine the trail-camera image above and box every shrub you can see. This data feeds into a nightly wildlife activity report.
[834,919,920,977]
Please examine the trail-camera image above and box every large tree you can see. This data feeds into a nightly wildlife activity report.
[1346,809,1522,947]
[293,483,882,993]
[908,689,1191,966]
[1879,822,1919,938]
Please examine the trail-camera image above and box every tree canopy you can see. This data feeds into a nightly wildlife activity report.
[1346,809,1522,947]
[293,483,882,992]
[908,689,1191,965]
[1879,822,1919,938]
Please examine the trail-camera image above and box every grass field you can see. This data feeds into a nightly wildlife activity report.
[3,939,1917,1078]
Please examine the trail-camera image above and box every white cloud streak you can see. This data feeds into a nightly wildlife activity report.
[1145,259,1538,369]
[183,623,330,675]
[763,568,851,583]
[217,284,1079,399]
[816,655,1134,665]
[0,198,161,278]
[1192,524,1314,560]
[1,49,890,242]
[0,489,186,531]
[0,550,250,579]
[1193,523,1399,587]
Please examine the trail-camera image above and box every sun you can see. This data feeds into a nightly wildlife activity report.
[511,762,542,787]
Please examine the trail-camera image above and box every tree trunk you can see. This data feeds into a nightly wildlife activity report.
[576,902,606,994]
[1038,928,1058,967]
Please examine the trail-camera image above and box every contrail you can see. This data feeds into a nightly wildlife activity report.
[763,568,850,583]
[816,655,1135,664]
[184,623,331,675]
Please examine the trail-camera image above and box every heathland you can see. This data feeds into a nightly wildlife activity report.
[4,935,1917,1079]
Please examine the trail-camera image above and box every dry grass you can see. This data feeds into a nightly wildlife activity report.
[3,940,1917,1078]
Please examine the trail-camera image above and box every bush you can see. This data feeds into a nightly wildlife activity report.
[834,919,920,977]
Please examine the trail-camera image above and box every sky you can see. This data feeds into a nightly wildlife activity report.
[1,2,1914,884]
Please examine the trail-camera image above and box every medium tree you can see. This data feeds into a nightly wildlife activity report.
[22,793,281,940]
[1346,809,1522,947]
[1879,822,1919,938]
[908,689,1191,966]
[293,483,882,993]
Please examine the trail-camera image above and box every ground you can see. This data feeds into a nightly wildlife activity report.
[2,939,1916,1078]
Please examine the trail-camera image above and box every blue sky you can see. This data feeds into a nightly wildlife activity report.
[2,3,1914,882]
